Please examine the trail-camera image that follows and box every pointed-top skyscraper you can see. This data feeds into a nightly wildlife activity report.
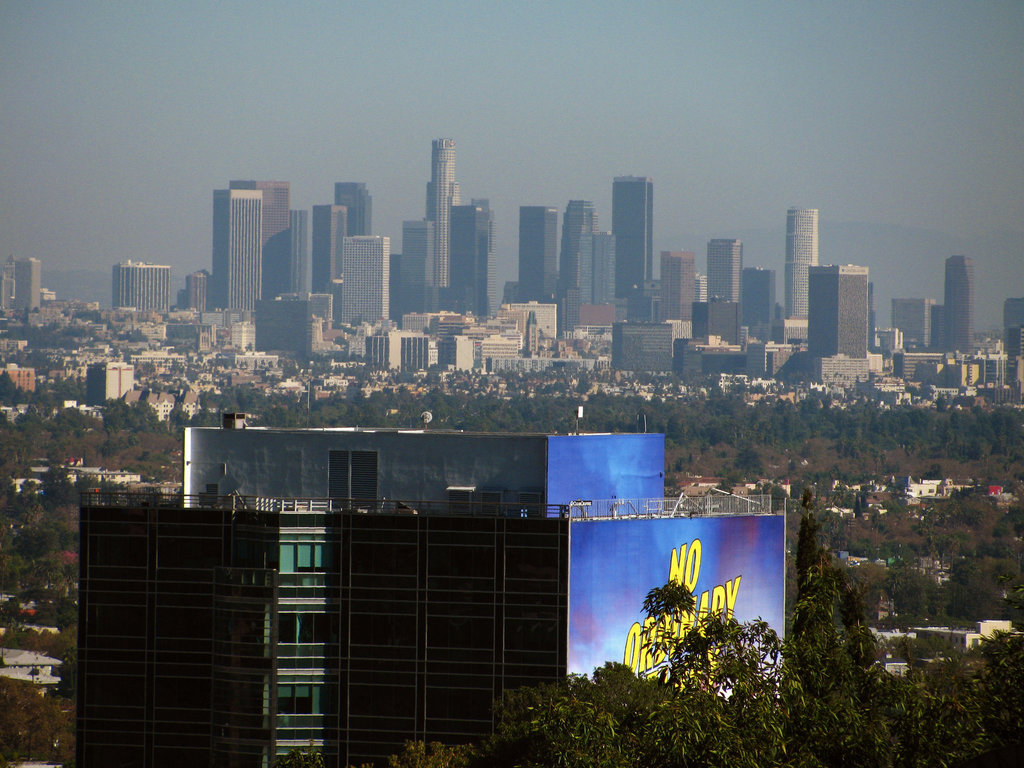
[426,139,460,292]
[944,255,975,353]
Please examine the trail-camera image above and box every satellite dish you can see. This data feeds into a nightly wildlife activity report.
[420,411,433,428]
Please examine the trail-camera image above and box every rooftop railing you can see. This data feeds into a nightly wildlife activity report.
[81,491,776,519]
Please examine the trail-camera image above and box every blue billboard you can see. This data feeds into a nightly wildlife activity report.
[568,515,786,676]
[546,434,664,507]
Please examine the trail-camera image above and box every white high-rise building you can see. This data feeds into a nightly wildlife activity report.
[784,207,818,318]
[112,260,172,312]
[706,239,742,302]
[425,139,459,290]
[212,188,262,311]
[340,236,390,325]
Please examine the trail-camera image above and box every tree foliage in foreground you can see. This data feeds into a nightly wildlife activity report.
[388,502,1024,768]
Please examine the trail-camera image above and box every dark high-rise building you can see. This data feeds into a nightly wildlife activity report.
[807,264,869,359]
[692,302,741,345]
[397,220,434,316]
[256,295,329,356]
[9,257,41,311]
[1004,297,1024,329]
[184,270,209,313]
[212,188,262,311]
[426,138,459,290]
[311,205,347,293]
[741,267,775,339]
[659,251,695,322]
[930,304,945,351]
[289,209,309,295]
[584,232,616,306]
[559,200,598,292]
[943,255,975,353]
[449,200,495,317]
[230,181,291,301]
[891,297,937,348]
[706,239,742,302]
[112,260,171,312]
[81,426,722,767]
[611,322,673,371]
[612,176,653,299]
[518,206,558,303]
[333,183,372,236]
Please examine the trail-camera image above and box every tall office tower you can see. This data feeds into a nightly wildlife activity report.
[0,260,15,309]
[518,206,559,302]
[583,232,616,305]
[659,251,696,322]
[112,261,171,312]
[741,267,776,338]
[706,239,743,302]
[230,181,291,301]
[211,188,262,311]
[311,205,347,293]
[944,255,975,353]
[784,207,819,318]
[339,236,389,324]
[930,304,945,350]
[183,270,208,313]
[10,257,42,311]
[559,200,598,292]
[399,220,435,316]
[1005,297,1024,329]
[450,200,495,317]
[612,176,653,299]
[891,298,937,348]
[807,264,869,359]
[425,138,460,289]
[334,182,372,236]
[289,209,309,294]
[867,282,876,351]
[694,272,708,303]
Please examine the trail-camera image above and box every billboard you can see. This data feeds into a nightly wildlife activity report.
[568,515,785,676]
[546,434,664,507]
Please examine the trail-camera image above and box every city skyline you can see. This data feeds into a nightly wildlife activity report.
[1,3,1021,328]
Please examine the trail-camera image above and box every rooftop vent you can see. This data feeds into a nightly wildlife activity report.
[222,412,247,430]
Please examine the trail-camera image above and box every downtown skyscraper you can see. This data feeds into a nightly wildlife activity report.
[334,182,372,236]
[311,205,347,293]
[784,207,819,318]
[339,236,389,324]
[808,264,869,359]
[425,139,460,292]
[944,255,975,353]
[450,200,495,317]
[518,206,558,303]
[229,180,291,302]
[659,251,696,322]
[559,200,598,293]
[211,188,262,311]
[707,239,742,302]
[112,260,171,312]
[612,176,653,299]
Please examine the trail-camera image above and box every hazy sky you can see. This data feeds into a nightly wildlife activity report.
[2,1,1021,327]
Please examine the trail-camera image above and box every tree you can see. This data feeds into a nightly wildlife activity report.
[272,746,323,768]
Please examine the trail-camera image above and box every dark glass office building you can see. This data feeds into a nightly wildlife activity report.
[78,424,665,767]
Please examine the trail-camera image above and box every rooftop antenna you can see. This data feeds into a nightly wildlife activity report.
[420,411,433,430]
